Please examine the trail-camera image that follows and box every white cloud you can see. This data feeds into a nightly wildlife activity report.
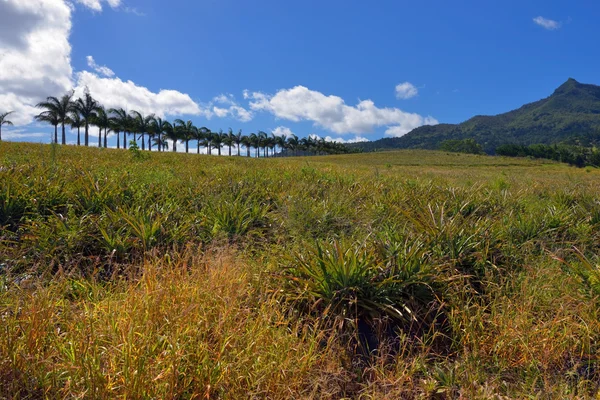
[533,16,561,30]
[74,70,206,118]
[395,82,418,99]
[208,94,253,122]
[309,133,369,143]
[0,0,73,125]
[75,0,121,12]
[272,126,296,138]
[86,55,115,77]
[247,86,437,136]
[1,128,48,141]
[324,136,369,143]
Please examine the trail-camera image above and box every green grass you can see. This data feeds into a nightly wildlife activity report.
[1,142,599,398]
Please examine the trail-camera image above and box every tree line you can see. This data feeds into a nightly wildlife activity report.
[496,143,600,168]
[0,91,355,157]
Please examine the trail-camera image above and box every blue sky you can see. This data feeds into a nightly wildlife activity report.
[1,0,599,146]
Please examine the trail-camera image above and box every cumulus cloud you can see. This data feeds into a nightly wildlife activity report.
[533,16,561,30]
[0,0,73,125]
[395,82,418,99]
[74,70,205,117]
[86,55,115,77]
[247,86,437,136]
[272,126,296,138]
[209,94,254,122]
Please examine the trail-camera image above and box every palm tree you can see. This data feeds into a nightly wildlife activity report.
[212,130,224,156]
[151,117,171,152]
[249,133,259,158]
[266,136,276,157]
[224,129,234,156]
[36,92,75,145]
[241,133,252,157]
[174,119,196,153]
[94,106,111,148]
[69,111,84,146]
[35,110,59,143]
[196,127,210,154]
[163,122,179,152]
[109,108,129,149]
[287,134,299,157]
[0,111,14,142]
[233,129,243,156]
[271,132,285,157]
[74,92,99,147]
[130,111,154,151]
[257,131,268,158]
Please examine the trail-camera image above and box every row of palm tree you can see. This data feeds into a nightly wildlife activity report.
[2,91,354,156]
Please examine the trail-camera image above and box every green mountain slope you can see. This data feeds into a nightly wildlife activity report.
[354,78,600,153]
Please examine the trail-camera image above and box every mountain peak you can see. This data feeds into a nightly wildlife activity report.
[554,78,581,95]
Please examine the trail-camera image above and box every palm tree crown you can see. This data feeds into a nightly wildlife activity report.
[0,111,14,142]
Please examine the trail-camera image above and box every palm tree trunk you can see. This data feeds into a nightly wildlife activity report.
[141,134,145,151]
[117,131,120,149]
[123,132,127,149]
[54,125,58,144]
[85,124,89,146]
[208,143,211,155]
[61,123,66,145]
[185,140,189,153]
[246,146,250,157]
[77,127,81,146]
[104,129,108,148]
[98,128,102,147]
[228,145,232,156]
[172,139,177,152]
[197,141,200,154]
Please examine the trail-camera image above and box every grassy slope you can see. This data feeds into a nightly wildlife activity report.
[1,142,599,398]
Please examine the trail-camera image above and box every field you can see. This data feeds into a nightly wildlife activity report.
[1,142,599,399]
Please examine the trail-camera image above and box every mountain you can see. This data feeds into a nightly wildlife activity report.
[353,78,600,153]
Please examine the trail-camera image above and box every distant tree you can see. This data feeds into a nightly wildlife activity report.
[69,111,84,146]
[174,119,196,153]
[212,130,224,156]
[151,117,171,152]
[35,110,60,143]
[109,108,130,150]
[130,111,154,151]
[439,138,484,155]
[0,111,14,142]
[241,134,252,157]
[233,129,243,156]
[94,106,111,148]
[224,129,234,156]
[36,92,75,145]
[163,121,180,152]
[74,91,99,147]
